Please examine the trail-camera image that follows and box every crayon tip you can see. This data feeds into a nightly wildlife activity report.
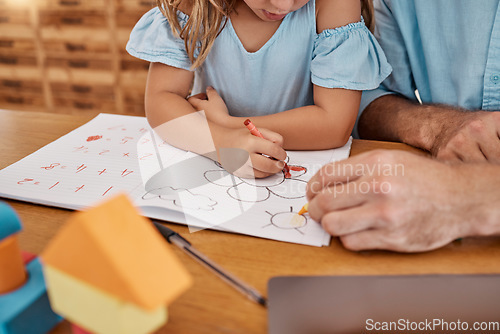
[244,119,251,126]
[298,203,308,216]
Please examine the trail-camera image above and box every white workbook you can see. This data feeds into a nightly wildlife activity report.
[0,114,352,247]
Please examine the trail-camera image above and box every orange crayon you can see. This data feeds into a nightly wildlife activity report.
[298,203,309,216]
[243,119,289,173]
[244,119,264,138]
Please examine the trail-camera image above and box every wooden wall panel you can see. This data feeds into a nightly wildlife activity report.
[0,0,155,116]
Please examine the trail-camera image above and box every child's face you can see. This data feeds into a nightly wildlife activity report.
[242,0,310,21]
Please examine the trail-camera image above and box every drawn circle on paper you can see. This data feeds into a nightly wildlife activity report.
[270,211,307,229]
[241,172,284,187]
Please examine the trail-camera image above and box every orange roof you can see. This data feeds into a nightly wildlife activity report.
[41,194,192,310]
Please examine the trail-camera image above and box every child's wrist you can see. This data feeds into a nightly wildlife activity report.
[220,115,243,128]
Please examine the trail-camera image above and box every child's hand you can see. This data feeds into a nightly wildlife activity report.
[219,127,286,179]
[188,87,230,125]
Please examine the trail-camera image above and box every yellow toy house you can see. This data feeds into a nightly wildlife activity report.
[41,194,192,334]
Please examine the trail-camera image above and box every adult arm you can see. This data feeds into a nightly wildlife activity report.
[306,150,500,252]
[358,0,500,163]
[359,96,500,163]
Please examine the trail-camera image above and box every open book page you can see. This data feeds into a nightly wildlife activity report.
[0,114,352,247]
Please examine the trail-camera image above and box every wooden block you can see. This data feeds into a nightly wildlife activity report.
[0,235,26,294]
[0,258,62,334]
[41,193,192,310]
[0,202,22,241]
[43,265,167,334]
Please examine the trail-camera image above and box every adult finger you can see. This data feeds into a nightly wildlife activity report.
[476,136,500,163]
[435,148,464,162]
[461,114,500,163]
[437,131,487,163]
[454,139,488,163]
[319,204,381,237]
[307,181,368,222]
[339,228,431,253]
[338,229,388,251]
[306,150,385,200]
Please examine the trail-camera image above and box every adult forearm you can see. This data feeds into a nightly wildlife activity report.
[358,95,464,151]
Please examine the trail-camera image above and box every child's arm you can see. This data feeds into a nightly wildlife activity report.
[145,62,287,178]
[189,0,364,151]
[190,87,360,150]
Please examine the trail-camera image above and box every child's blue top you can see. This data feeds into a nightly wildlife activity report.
[126,0,392,117]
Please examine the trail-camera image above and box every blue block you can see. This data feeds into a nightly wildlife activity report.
[0,258,62,334]
[0,202,22,241]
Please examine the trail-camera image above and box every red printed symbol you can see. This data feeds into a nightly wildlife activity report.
[139,153,153,160]
[17,178,34,185]
[86,135,103,142]
[102,186,113,196]
[107,125,124,130]
[74,146,89,153]
[41,163,61,170]
[121,169,133,177]
[120,136,133,144]
[76,164,87,173]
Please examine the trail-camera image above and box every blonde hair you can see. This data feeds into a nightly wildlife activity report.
[361,0,375,32]
[157,0,235,69]
[158,0,375,69]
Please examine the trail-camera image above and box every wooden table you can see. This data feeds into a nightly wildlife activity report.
[1,110,500,334]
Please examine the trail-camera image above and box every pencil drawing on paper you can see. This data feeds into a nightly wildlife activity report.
[142,186,217,211]
[204,160,308,203]
[263,206,308,235]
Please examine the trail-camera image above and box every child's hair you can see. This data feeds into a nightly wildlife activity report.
[157,0,374,69]
[361,0,374,32]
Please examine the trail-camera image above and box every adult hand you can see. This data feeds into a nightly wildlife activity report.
[188,87,231,126]
[306,150,500,252]
[430,111,500,164]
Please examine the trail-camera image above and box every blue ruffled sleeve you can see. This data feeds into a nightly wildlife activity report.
[311,18,392,90]
[126,7,193,71]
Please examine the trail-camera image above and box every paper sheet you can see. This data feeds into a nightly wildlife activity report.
[0,114,352,247]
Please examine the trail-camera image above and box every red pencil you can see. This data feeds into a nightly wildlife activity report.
[243,119,289,175]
